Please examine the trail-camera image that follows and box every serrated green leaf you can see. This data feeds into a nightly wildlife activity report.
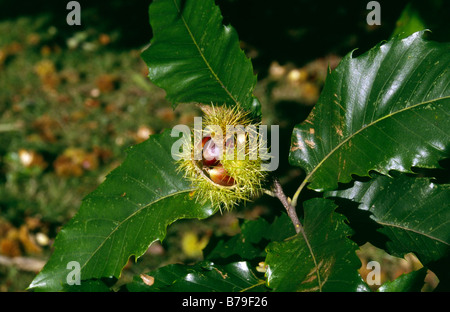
[64,279,112,292]
[265,198,363,292]
[326,172,450,267]
[142,0,261,116]
[29,130,214,291]
[204,213,296,262]
[377,268,427,292]
[126,261,267,292]
[289,31,450,194]
[205,218,269,261]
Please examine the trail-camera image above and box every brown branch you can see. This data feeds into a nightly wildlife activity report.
[269,179,321,289]
[271,178,303,234]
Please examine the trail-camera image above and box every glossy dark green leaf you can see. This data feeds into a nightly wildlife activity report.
[205,218,269,261]
[265,198,363,292]
[64,279,112,292]
[126,261,267,292]
[377,268,427,292]
[289,31,450,193]
[205,213,295,261]
[142,0,261,116]
[29,130,214,291]
[326,173,450,268]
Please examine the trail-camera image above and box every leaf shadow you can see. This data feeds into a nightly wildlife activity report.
[409,157,450,185]
[326,175,390,249]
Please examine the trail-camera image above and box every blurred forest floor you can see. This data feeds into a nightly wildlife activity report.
[0,0,448,291]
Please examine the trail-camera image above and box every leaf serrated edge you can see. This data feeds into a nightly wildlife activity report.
[291,95,450,207]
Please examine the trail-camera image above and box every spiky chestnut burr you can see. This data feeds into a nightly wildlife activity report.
[177,104,268,211]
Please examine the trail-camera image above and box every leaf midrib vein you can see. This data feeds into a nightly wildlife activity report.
[377,220,450,246]
[173,0,238,106]
[80,188,196,275]
[295,95,450,197]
